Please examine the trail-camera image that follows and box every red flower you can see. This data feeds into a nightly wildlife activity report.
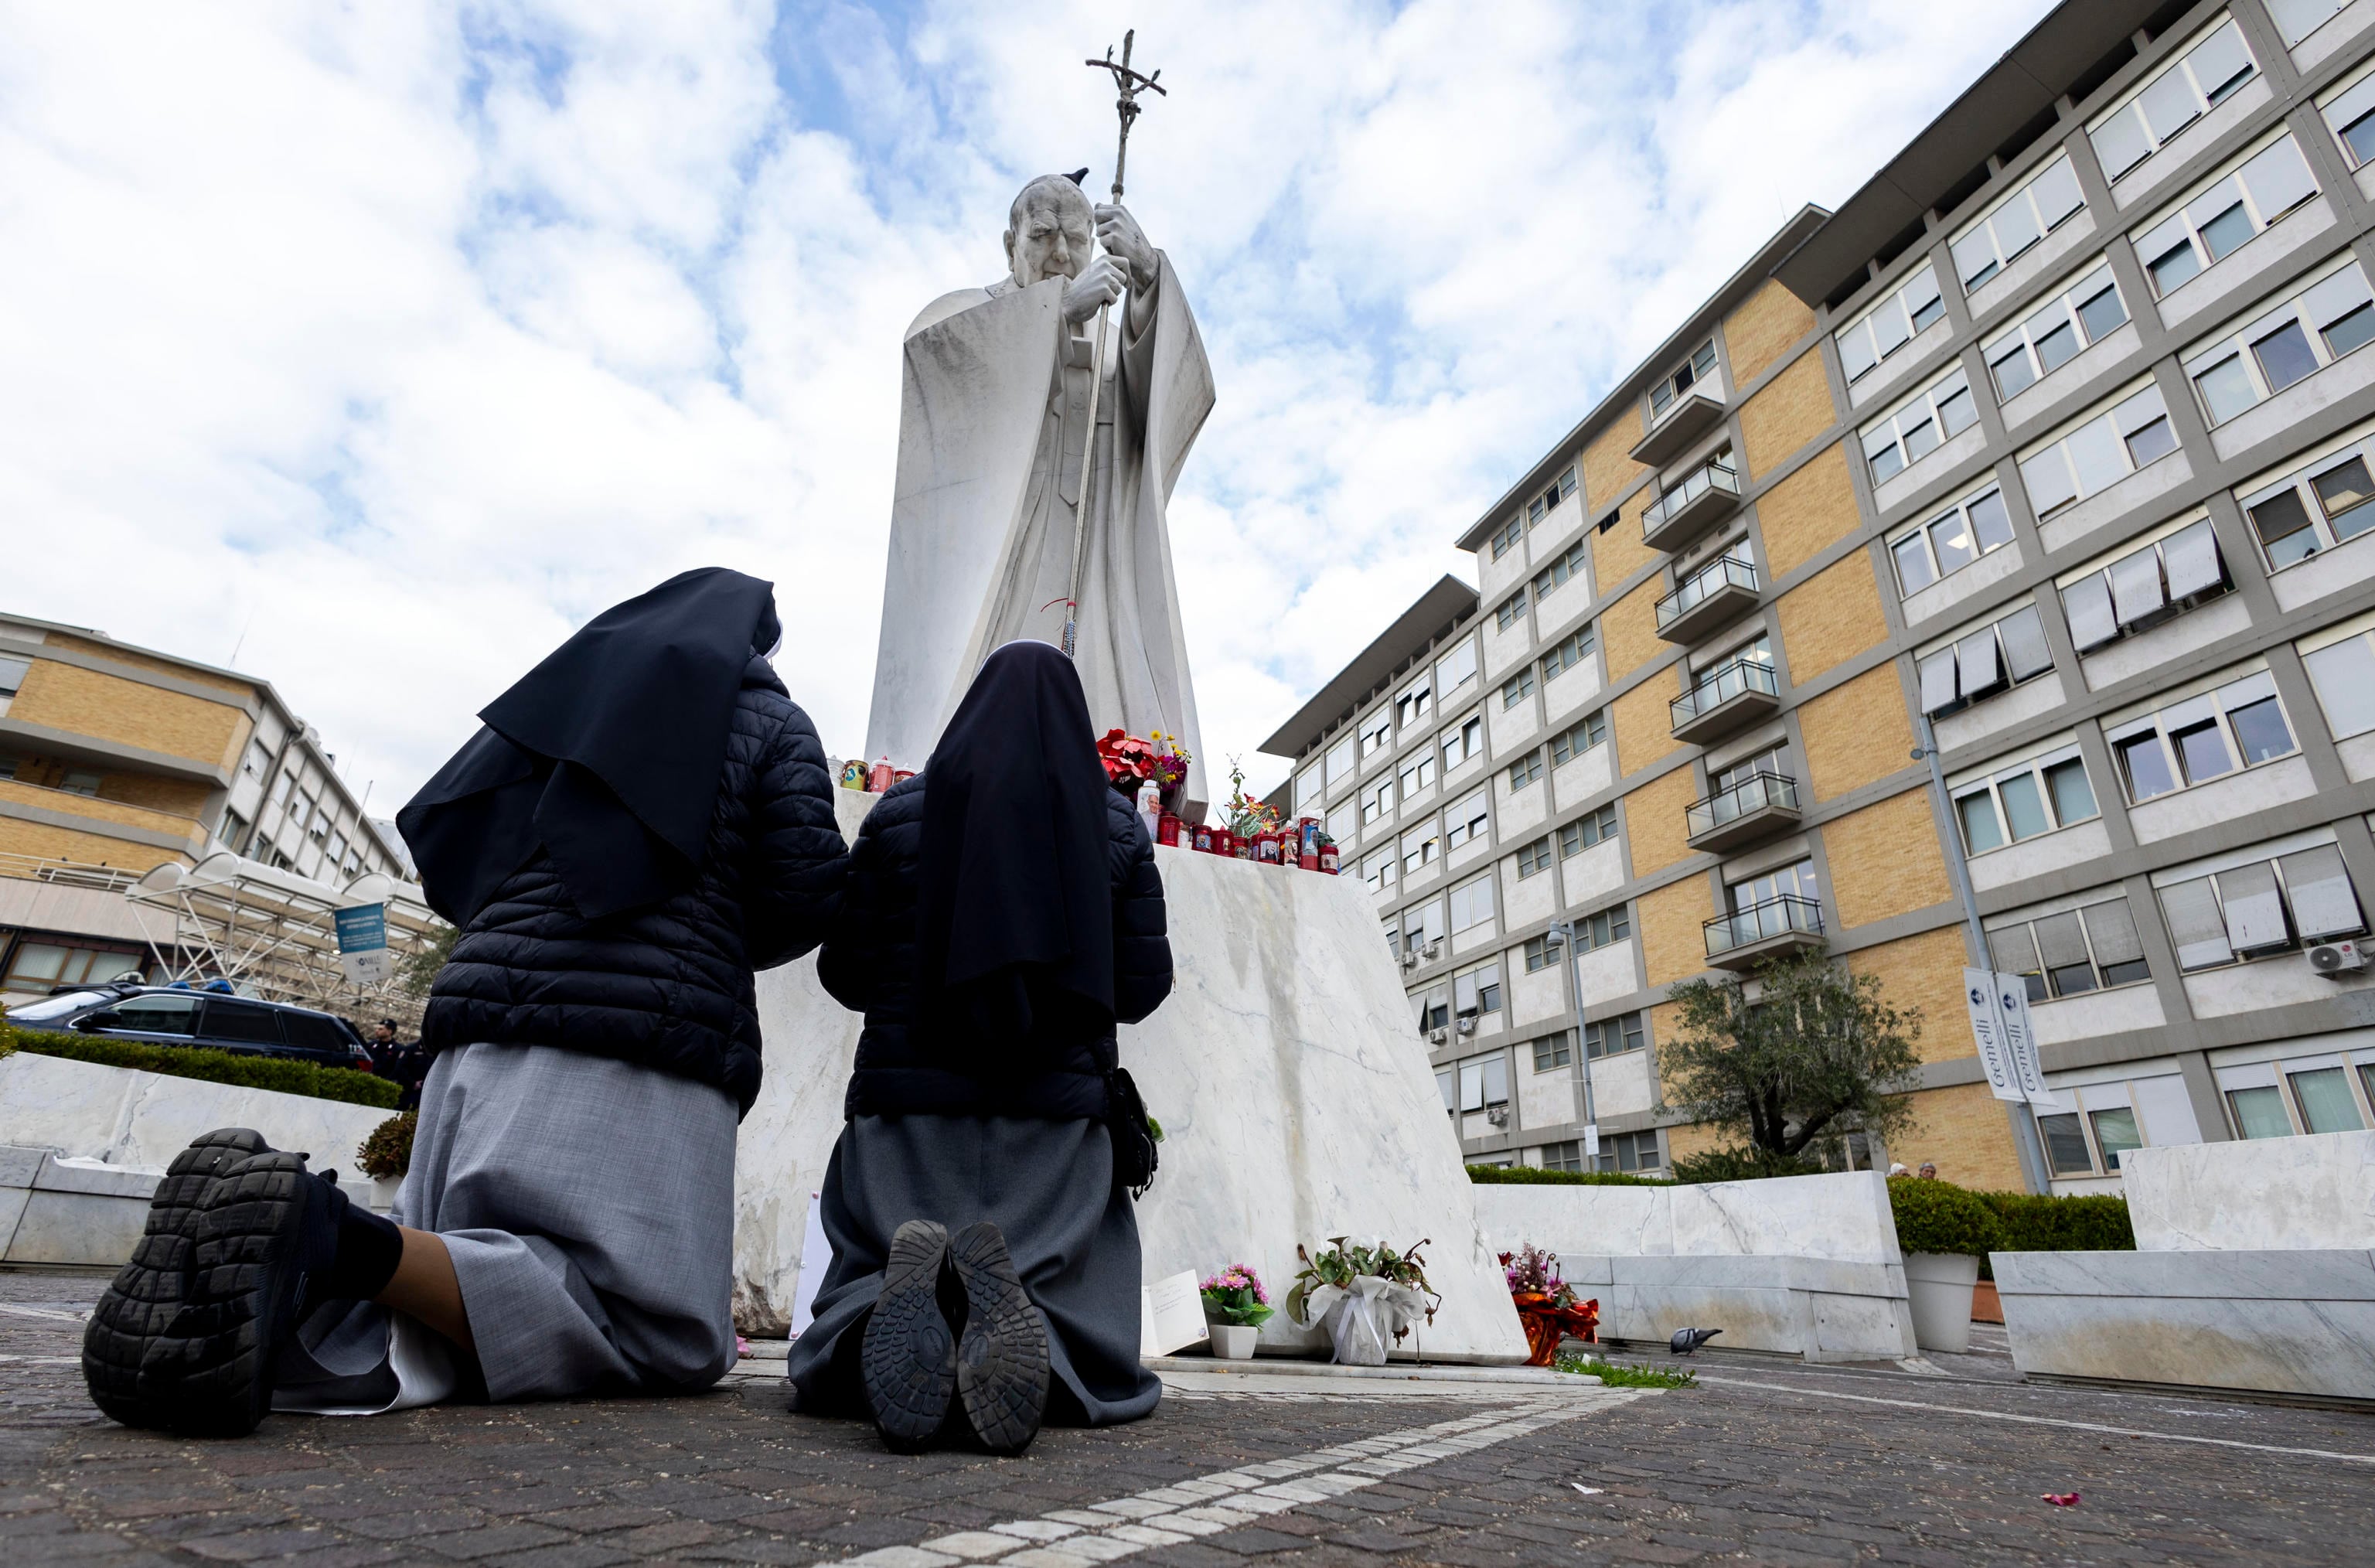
[1097,728,1157,782]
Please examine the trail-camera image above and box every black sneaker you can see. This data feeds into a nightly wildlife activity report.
[145,1147,343,1437]
[948,1221,1047,1455]
[80,1128,268,1428]
[861,1219,955,1451]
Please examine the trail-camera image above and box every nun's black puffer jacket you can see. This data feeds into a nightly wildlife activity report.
[819,774,1173,1120]
[420,658,847,1115]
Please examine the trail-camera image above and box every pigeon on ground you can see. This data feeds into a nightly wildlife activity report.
[1670,1328,1722,1355]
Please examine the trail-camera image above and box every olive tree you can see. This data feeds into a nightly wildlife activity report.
[1660,947,1922,1167]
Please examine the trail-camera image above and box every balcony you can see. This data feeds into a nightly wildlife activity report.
[1704,894,1825,970]
[1639,455,1743,554]
[1685,771,1803,854]
[1655,552,1760,644]
[1630,390,1727,467]
[1669,657,1780,745]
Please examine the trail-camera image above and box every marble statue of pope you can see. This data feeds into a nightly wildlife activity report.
[863,172,1215,816]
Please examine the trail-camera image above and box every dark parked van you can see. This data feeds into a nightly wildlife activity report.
[9,983,377,1075]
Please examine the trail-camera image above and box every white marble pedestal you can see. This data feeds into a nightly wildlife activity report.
[733,791,1528,1363]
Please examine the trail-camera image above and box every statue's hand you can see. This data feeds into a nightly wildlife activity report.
[1095,204,1157,289]
[1062,254,1130,325]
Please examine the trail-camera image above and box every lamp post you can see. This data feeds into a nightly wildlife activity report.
[1549,917,1599,1168]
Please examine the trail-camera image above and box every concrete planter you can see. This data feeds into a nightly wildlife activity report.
[1208,1324,1258,1360]
[1905,1252,1979,1352]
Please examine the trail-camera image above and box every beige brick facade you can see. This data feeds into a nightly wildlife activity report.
[1796,666,1916,803]
[1845,926,1978,1066]
[0,780,205,847]
[1736,349,1834,481]
[11,661,246,772]
[1610,673,1680,777]
[1623,765,1699,878]
[1591,488,1659,598]
[1751,441,1859,579]
[1774,550,1889,684]
[0,816,189,871]
[1581,407,1646,516]
[1598,581,1663,684]
[1822,788,1953,929]
[1637,875,1711,989]
[1896,1082,2026,1191]
[42,633,254,698]
[1721,278,1816,389]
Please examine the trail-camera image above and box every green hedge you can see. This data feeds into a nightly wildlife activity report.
[1972,1189,2134,1278]
[1668,1145,1823,1184]
[1,1025,400,1110]
[1466,1164,1674,1187]
[1886,1176,2003,1258]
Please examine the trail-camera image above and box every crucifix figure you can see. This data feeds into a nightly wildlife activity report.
[861,31,1214,819]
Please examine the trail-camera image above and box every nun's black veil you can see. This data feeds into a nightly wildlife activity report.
[397,568,781,926]
[917,640,1116,1047]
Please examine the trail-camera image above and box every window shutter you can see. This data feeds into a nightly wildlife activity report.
[2161,520,2224,599]
[2108,550,2168,625]
[1957,628,2002,694]
[2064,574,2119,651]
[2081,898,2146,966]
[2034,911,2091,972]
[1987,923,2042,977]
[1999,605,2054,680]
[2278,844,2365,942]
[1920,650,1958,713]
[2159,877,2234,970]
[2218,861,2289,953]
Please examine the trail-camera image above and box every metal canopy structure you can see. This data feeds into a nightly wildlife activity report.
[124,851,444,1027]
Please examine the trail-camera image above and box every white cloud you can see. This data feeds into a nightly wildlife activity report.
[0,0,2052,816]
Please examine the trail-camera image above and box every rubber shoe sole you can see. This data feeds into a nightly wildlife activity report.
[862,1219,955,1450]
[146,1149,333,1438]
[949,1220,1048,1455]
[80,1128,270,1428]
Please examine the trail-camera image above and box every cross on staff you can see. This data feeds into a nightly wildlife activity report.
[1061,29,1167,661]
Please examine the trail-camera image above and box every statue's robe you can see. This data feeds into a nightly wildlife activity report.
[863,255,1214,816]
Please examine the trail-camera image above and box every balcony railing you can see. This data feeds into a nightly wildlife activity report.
[1704,894,1825,961]
[1655,553,1760,633]
[1641,458,1742,546]
[1630,390,1728,467]
[1685,771,1801,840]
[1670,656,1778,728]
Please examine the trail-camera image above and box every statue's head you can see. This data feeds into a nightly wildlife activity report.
[1003,172,1095,289]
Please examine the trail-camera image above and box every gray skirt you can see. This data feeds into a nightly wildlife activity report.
[273,1041,741,1412]
[783,1115,1161,1426]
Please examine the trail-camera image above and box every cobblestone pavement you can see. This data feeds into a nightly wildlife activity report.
[6,1272,2375,1564]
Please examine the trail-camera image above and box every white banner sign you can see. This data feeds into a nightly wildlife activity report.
[1963,967,2060,1110]
[1994,973,2060,1110]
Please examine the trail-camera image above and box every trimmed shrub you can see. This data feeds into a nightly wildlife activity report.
[0,1024,399,1110]
[1887,1177,2003,1259]
[1467,1164,1673,1188]
[1972,1189,2134,1277]
[356,1112,417,1181]
[1668,1144,1822,1185]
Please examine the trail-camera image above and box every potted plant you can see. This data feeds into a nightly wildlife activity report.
[1887,1176,2002,1353]
[356,1110,416,1212]
[1501,1242,1600,1366]
[1283,1236,1442,1365]
[1198,1263,1274,1360]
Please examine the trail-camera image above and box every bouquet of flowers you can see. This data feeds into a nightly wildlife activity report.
[1198,1263,1275,1328]
[1286,1236,1442,1365]
[1222,758,1283,838]
[1500,1242,1600,1365]
[1148,731,1192,799]
[1098,728,1157,788]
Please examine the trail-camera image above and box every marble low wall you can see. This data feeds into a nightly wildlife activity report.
[2121,1131,2375,1252]
[737,790,1529,1363]
[0,1143,382,1270]
[0,1052,397,1181]
[1474,1174,1918,1362]
[1995,1248,2375,1402]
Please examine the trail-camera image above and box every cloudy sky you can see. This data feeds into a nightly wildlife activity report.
[1,0,2056,813]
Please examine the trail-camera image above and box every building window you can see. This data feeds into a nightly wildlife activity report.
[1325,734,1356,789]
[1515,836,1554,878]
[1417,983,1450,1033]
[1984,264,2128,401]
[1952,745,2097,854]
[1402,898,1446,956]
[1682,634,1777,722]
[1650,340,1719,420]
[1449,874,1495,933]
[2107,668,2296,804]
[1360,711,1392,758]
[1540,624,1595,681]
[1729,858,1820,918]
[1550,711,1607,765]
[1396,673,1433,731]
[1327,799,1358,847]
[1835,263,1945,384]
[1361,773,1394,827]
[2133,133,2319,298]
[1890,483,2015,596]
[1440,711,1484,772]
[1532,540,1587,602]
[1495,587,1528,630]
[60,770,102,796]
[220,807,250,850]
[1490,513,1525,561]
[1532,1033,1572,1072]
[2158,840,2366,970]
[1397,749,1437,803]
[1596,1130,1663,1174]
[1501,666,1535,710]
[2186,259,2375,428]
[1917,604,2054,718]
[1540,1139,1586,1173]
[1523,932,1562,973]
[242,738,272,779]
[1436,637,1479,696]
[1457,1053,1510,1113]
[1506,748,1544,791]
[1362,849,1395,895]
[1861,366,1979,483]
[1573,903,1631,953]
[2088,15,2257,183]
[2277,0,2349,47]
[1296,762,1324,816]
[2063,516,2230,652]
[2,942,143,993]
[1443,787,1490,850]
[1400,822,1440,878]
[1455,960,1502,1019]
[2322,56,2375,166]
[1584,1012,1646,1059]
[1560,804,1618,858]
[2019,383,2177,518]
[1987,897,2152,1003]
[2302,624,2375,740]
[2243,427,2375,570]
[1950,153,2086,293]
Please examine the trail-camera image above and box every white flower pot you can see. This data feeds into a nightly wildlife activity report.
[1903,1252,1980,1353]
[1208,1324,1258,1360]
[370,1175,404,1215]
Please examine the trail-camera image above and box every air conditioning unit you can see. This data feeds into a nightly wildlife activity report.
[1400,952,1419,970]
[1486,1106,1511,1128]
[1429,1026,1448,1045]
[2310,939,2368,977]
[1423,942,1443,962]
[1457,1017,1477,1035]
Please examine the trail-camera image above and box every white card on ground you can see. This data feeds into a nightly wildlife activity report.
[789,1191,830,1339]
[1140,1269,1208,1355]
